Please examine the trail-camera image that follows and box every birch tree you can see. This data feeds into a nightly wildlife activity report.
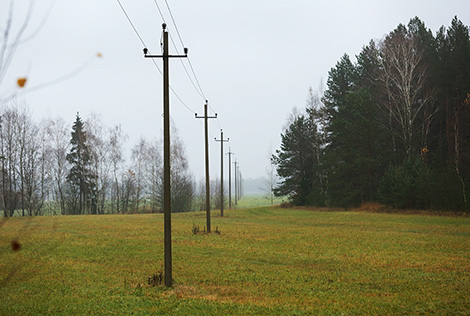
[378,23,436,157]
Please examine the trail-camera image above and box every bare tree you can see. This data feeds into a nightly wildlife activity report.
[17,106,47,215]
[120,169,136,213]
[0,0,57,104]
[213,177,226,211]
[44,117,69,214]
[145,139,162,212]
[85,114,111,214]
[108,125,126,214]
[0,106,20,216]
[131,138,148,212]
[170,125,194,212]
[195,177,206,212]
[0,0,33,99]
[262,146,278,205]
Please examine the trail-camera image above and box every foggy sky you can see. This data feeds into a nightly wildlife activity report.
[1,0,469,180]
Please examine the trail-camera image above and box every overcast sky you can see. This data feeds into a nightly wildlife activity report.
[1,0,469,181]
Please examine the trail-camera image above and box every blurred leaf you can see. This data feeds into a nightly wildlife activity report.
[17,78,27,88]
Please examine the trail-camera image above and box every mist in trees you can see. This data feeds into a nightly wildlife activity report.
[274,16,470,212]
[0,108,196,216]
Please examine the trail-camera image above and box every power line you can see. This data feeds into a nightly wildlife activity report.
[116,0,146,47]
[159,0,207,101]
[169,33,205,100]
[152,0,166,22]
[115,0,197,114]
[208,103,222,129]
[187,56,207,100]
[164,0,185,48]
[118,0,223,130]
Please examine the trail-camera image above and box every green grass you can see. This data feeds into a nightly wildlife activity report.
[1,207,469,315]
[230,194,286,209]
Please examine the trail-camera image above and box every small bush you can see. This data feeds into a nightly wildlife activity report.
[192,224,220,235]
[147,271,163,287]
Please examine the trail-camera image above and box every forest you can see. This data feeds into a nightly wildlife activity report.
[2,16,469,216]
[273,17,470,212]
[0,108,213,216]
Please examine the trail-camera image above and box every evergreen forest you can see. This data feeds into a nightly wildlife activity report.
[273,17,470,212]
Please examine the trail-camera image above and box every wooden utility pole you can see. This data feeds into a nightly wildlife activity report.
[226,148,234,209]
[234,160,238,206]
[143,23,187,287]
[239,170,243,200]
[215,130,229,216]
[195,101,217,232]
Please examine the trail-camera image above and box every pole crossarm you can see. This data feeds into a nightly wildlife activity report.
[143,23,187,288]
[144,53,188,58]
[195,102,217,120]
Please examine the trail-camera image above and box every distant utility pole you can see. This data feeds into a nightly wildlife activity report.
[143,23,187,288]
[234,160,238,206]
[195,101,217,232]
[215,130,229,217]
[237,165,242,201]
[226,148,234,209]
[237,167,241,201]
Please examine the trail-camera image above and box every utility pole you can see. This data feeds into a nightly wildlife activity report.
[143,23,187,288]
[226,148,234,209]
[215,130,229,217]
[237,167,241,201]
[233,160,238,206]
[237,164,242,201]
[195,101,217,232]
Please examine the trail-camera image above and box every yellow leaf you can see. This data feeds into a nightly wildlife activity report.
[17,77,27,88]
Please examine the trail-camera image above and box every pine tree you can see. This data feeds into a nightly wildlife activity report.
[273,114,325,206]
[323,52,389,207]
[66,113,97,214]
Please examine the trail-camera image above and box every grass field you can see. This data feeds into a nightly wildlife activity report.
[1,207,469,315]
[230,194,287,209]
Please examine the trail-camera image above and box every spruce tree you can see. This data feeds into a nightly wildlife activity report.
[273,114,324,206]
[66,113,97,214]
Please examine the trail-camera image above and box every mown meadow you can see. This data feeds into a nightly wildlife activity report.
[1,207,469,315]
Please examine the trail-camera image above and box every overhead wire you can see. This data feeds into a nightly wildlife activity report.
[163,0,208,100]
[118,0,227,141]
[152,0,166,22]
[169,33,205,100]
[163,0,184,48]
[158,0,223,134]
[115,0,146,48]
[115,0,196,114]
[152,0,206,102]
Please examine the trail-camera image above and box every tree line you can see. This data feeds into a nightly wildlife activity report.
[0,107,228,216]
[273,17,470,212]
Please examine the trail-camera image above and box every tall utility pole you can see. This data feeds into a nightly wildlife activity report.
[233,160,238,206]
[143,23,187,288]
[226,148,234,209]
[195,101,217,232]
[214,130,229,217]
